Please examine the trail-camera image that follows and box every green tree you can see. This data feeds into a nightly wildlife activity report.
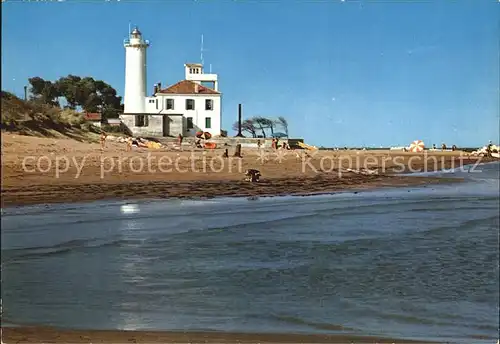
[276,116,289,137]
[28,77,60,106]
[95,82,122,119]
[251,117,267,138]
[251,116,276,137]
[28,77,47,96]
[84,93,102,113]
[232,118,257,137]
[261,118,275,136]
[33,75,124,119]
[78,77,97,106]
[55,75,82,109]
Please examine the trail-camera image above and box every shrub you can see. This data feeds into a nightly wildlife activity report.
[1,91,97,137]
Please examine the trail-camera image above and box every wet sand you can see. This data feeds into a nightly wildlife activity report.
[1,133,490,207]
[1,326,438,343]
[1,174,459,207]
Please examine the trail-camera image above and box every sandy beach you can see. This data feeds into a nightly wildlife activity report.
[1,133,491,207]
[1,326,438,343]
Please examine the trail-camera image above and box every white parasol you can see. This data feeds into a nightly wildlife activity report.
[409,140,425,152]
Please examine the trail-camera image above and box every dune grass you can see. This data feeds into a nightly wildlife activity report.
[1,91,101,142]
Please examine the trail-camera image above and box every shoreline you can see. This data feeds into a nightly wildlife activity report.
[1,133,494,207]
[1,174,460,208]
[1,326,439,343]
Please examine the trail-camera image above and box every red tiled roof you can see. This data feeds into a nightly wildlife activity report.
[157,80,220,95]
[84,113,102,121]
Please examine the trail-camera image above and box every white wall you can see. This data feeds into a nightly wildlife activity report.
[186,74,219,91]
[124,45,147,114]
[152,94,221,136]
[144,97,159,113]
[184,65,218,91]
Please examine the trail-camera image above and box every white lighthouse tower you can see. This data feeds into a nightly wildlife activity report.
[123,27,149,114]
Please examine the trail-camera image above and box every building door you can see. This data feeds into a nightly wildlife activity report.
[162,115,170,137]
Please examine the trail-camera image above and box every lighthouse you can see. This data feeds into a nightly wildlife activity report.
[123,27,149,114]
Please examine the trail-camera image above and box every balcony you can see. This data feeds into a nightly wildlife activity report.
[123,39,150,47]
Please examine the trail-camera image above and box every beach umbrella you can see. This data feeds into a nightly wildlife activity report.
[409,140,425,152]
[202,132,212,140]
[196,131,204,138]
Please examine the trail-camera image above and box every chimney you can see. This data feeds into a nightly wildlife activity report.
[153,83,158,95]
[235,103,244,137]
[157,82,162,91]
[194,83,199,93]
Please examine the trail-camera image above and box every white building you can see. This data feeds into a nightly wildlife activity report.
[123,27,149,115]
[120,28,222,137]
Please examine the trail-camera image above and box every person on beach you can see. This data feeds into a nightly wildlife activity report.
[244,169,261,182]
[486,141,492,157]
[100,132,107,150]
[257,139,262,149]
[272,138,279,150]
[178,134,183,147]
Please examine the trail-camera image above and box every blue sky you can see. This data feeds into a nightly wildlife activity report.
[2,0,499,147]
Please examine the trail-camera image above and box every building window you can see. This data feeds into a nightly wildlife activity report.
[186,99,195,110]
[135,115,148,127]
[187,117,194,129]
[189,68,193,74]
[166,98,174,110]
[156,99,158,110]
[205,99,213,111]
[148,99,155,104]
[205,117,211,129]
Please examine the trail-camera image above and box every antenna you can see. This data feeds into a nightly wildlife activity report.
[200,34,204,66]
[128,21,131,35]
[209,64,212,73]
